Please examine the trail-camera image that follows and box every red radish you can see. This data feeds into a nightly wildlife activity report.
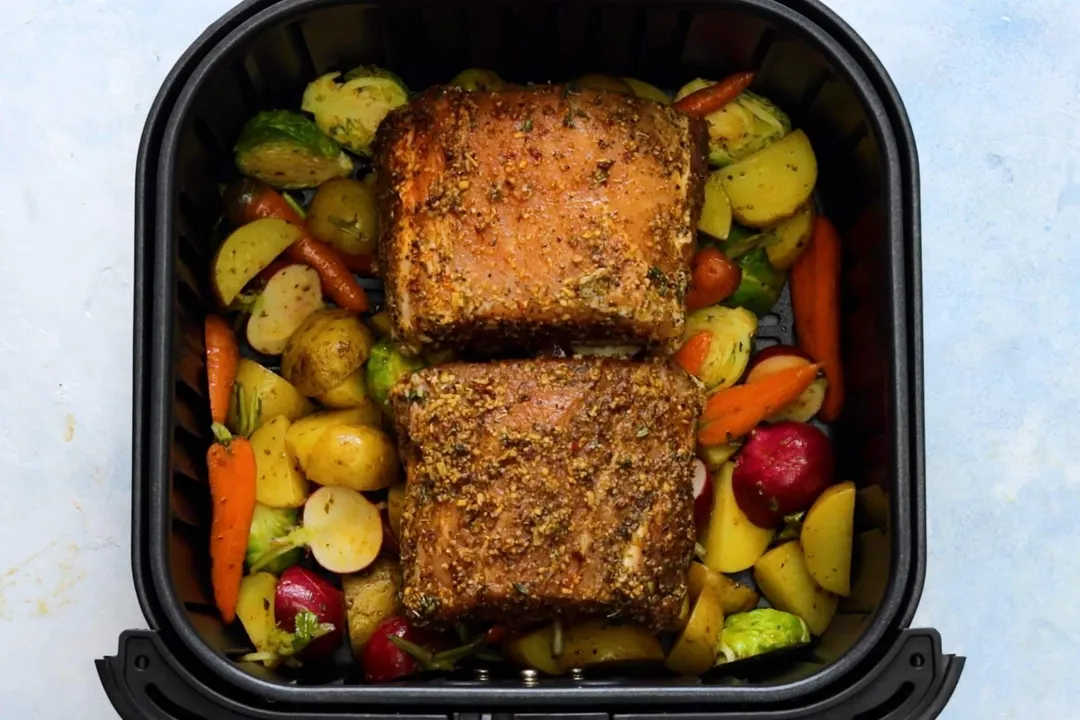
[274,567,345,662]
[362,615,490,682]
[732,421,834,528]
[363,616,434,682]
[746,346,828,423]
[691,459,714,530]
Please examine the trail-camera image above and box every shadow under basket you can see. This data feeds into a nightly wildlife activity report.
[100,0,963,718]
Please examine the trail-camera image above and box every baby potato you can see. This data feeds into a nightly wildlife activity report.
[317,368,378,412]
[285,407,380,474]
[306,425,399,491]
[282,309,374,397]
[342,558,402,659]
[307,177,378,258]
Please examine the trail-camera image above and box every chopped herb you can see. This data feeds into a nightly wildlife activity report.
[514,582,531,595]
[419,594,440,613]
[405,387,427,404]
[636,426,650,438]
[521,118,533,132]
[618,457,634,469]
[563,111,576,128]
[327,215,361,233]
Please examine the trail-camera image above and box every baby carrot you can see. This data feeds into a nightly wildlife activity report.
[698,362,822,445]
[222,179,370,312]
[673,331,713,377]
[674,71,756,117]
[204,315,239,425]
[207,386,259,623]
[790,216,844,421]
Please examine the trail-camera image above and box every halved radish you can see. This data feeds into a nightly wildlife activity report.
[746,346,828,423]
[691,459,714,530]
[249,486,383,575]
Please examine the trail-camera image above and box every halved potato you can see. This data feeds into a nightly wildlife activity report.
[212,218,303,307]
[246,264,324,355]
[317,369,379,412]
[745,349,828,423]
[229,359,313,433]
[282,309,375,397]
[701,463,775,573]
[305,425,399,491]
[306,177,379,258]
[503,625,564,675]
[558,620,664,671]
[720,130,818,228]
[342,558,402,658]
[250,415,308,508]
[767,203,815,270]
[303,486,382,574]
[753,541,837,636]
[802,482,855,596]
[285,407,381,474]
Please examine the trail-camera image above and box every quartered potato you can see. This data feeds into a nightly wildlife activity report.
[753,541,838,636]
[317,369,378,411]
[701,463,775,573]
[212,218,303,308]
[250,415,308,508]
[228,359,313,433]
[721,130,818,227]
[767,202,816,270]
[246,264,324,356]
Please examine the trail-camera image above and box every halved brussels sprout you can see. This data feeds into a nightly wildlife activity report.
[450,68,507,91]
[674,80,791,167]
[234,110,353,189]
[365,337,428,409]
[680,307,758,390]
[716,608,810,664]
[724,248,787,316]
[302,66,409,156]
[246,503,303,575]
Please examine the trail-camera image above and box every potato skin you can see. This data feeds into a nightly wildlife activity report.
[343,558,402,658]
[305,424,399,491]
[229,359,313,433]
[307,177,379,257]
[282,309,374,397]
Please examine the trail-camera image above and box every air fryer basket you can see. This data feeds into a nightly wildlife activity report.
[101,0,962,717]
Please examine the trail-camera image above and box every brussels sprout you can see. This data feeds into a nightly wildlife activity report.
[717,608,810,664]
[680,307,757,390]
[450,68,507,91]
[302,67,409,156]
[234,110,353,189]
[674,81,791,167]
[246,503,304,574]
[365,337,428,409]
[724,248,787,316]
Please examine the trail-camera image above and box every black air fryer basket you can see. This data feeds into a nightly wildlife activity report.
[100,0,963,717]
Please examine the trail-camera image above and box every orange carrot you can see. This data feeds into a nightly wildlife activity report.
[286,237,370,312]
[685,247,741,311]
[223,179,371,312]
[674,71,756,117]
[207,387,259,623]
[790,216,844,421]
[698,363,822,445]
[204,315,239,425]
[673,332,712,377]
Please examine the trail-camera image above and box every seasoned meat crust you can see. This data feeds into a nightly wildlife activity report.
[374,85,708,352]
[390,358,705,630]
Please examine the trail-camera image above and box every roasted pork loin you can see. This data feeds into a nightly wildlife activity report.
[390,358,705,629]
[375,85,707,352]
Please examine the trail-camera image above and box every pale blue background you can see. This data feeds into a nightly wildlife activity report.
[0,1,1074,717]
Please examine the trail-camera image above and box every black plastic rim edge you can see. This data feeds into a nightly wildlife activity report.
[132,0,297,633]
[144,0,914,707]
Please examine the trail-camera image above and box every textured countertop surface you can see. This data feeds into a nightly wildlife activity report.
[0,0,1075,717]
